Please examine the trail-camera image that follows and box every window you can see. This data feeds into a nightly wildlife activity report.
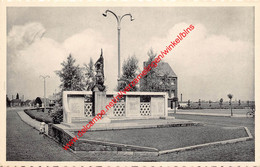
[170,79,175,86]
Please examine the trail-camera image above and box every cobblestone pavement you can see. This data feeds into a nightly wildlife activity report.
[6,108,255,161]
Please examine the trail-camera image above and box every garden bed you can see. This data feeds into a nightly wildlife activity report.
[24,108,54,123]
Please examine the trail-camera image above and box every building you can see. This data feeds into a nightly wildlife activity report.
[179,101,188,108]
[141,61,178,98]
[24,100,32,106]
[11,99,22,107]
[155,62,178,98]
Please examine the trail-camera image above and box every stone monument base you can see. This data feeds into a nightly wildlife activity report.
[94,116,111,124]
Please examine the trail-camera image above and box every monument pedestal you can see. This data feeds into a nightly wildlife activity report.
[93,87,111,123]
[95,116,111,124]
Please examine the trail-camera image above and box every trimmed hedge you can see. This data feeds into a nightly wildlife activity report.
[24,108,54,124]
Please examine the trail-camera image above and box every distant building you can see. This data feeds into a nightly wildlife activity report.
[48,94,59,106]
[40,98,51,107]
[141,62,178,99]
[11,99,22,107]
[179,101,188,108]
[24,100,32,106]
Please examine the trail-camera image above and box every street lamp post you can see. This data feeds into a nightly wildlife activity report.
[40,75,50,112]
[102,9,134,80]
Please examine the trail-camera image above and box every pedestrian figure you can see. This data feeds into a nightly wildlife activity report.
[39,122,45,136]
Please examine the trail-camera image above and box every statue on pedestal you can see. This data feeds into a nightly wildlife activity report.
[93,49,106,92]
[91,49,108,118]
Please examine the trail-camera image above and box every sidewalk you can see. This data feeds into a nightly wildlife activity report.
[17,111,42,130]
[170,111,246,117]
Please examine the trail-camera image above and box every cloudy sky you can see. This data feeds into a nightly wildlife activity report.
[7,7,254,101]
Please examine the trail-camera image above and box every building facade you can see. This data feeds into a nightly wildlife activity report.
[141,62,178,99]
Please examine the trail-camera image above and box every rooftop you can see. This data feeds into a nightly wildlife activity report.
[144,61,177,78]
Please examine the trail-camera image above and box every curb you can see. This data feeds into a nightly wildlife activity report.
[72,150,159,156]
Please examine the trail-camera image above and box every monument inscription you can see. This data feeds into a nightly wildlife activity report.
[68,96,84,116]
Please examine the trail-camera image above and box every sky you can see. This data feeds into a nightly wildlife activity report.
[6,7,254,101]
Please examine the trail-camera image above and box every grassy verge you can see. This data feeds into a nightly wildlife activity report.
[76,125,247,151]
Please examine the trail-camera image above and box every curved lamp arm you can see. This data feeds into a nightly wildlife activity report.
[103,10,134,29]
[120,13,134,22]
[103,10,120,24]
[40,75,50,79]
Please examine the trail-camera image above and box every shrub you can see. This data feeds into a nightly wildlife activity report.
[50,106,63,124]
[24,109,53,123]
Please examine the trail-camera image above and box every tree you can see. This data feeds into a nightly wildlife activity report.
[56,54,85,91]
[117,55,139,91]
[140,49,171,92]
[238,100,241,106]
[219,98,223,109]
[35,97,42,107]
[227,94,233,116]
[141,49,159,91]
[187,100,191,108]
[16,93,19,99]
[83,58,95,91]
[6,95,11,107]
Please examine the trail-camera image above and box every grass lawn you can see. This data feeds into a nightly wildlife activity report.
[24,108,53,123]
[75,125,248,150]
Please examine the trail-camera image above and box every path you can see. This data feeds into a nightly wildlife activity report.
[6,108,79,161]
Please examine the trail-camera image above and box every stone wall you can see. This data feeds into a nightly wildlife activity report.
[48,124,158,152]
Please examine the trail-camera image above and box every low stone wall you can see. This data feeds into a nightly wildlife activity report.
[48,124,76,150]
[76,139,158,152]
[48,124,158,152]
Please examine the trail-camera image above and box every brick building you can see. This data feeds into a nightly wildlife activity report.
[141,62,178,99]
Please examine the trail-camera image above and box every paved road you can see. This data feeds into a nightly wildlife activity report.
[6,108,79,161]
[6,108,255,161]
